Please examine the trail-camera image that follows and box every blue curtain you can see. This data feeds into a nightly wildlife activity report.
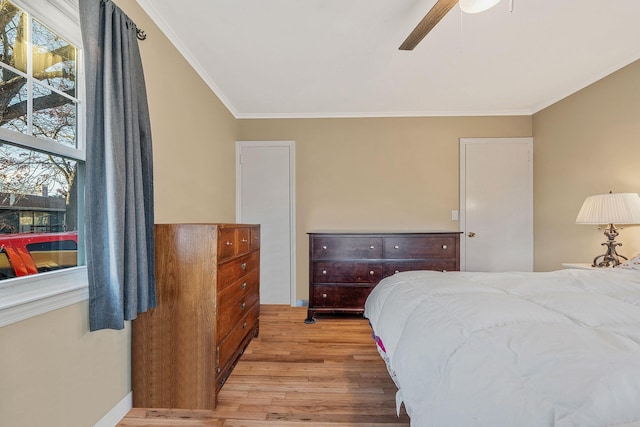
[79,0,156,331]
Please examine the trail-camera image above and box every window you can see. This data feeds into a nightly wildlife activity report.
[0,0,86,327]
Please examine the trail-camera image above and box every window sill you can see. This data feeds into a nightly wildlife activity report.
[0,267,88,328]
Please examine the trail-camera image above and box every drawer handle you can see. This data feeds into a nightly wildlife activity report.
[370,245,375,249]
[322,270,327,275]
[322,245,328,250]
[442,245,447,249]
[242,238,248,243]
[369,270,375,275]
[241,282,247,290]
[240,302,246,310]
[242,322,247,329]
[241,262,247,270]
[322,293,327,298]
[225,241,233,246]
[394,245,399,249]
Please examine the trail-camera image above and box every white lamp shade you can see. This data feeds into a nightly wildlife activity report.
[575,193,640,225]
[459,0,501,14]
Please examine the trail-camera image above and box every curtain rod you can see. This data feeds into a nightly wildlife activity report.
[136,28,147,41]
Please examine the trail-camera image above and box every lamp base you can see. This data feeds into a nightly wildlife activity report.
[591,224,628,268]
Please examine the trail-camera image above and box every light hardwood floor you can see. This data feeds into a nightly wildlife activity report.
[119,305,410,426]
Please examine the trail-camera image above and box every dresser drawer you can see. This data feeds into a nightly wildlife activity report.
[384,260,458,277]
[236,227,251,255]
[312,285,374,308]
[218,226,252,260]
[218,251,259,291]
[217,271,260,339]
[217,303,259,374]
[312,237,383,260]
[218,227,237,259]
[250,226,261,251]
[218,269,259,306]
[312,261,383,283]
[384,235,457,259]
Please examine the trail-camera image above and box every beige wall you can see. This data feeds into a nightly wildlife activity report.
[237,116,532,299]
[533,59,640,271]
[0,0,237,426]
[0,302,129,427]
[131,3,237,223]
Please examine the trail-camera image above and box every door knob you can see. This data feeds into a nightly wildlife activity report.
[468,232,476,238]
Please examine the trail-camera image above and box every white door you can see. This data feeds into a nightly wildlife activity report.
[460,138,533,272]
[236,141,295,305]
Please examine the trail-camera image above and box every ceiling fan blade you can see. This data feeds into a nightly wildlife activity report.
[399,0,458,50]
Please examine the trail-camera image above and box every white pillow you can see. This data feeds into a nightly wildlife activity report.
[618,254,640,270]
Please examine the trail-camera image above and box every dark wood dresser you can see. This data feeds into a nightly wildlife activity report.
[132,223,260,409]
[306,231,460,323]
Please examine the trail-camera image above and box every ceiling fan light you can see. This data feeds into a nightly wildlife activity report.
[459,0,501,14]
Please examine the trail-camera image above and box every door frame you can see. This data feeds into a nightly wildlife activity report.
[235,140,297,306]
[459,137,533,272]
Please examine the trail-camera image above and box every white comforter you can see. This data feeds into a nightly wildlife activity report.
[364,269,640,427]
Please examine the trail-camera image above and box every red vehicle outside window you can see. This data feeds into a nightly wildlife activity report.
[0,232,78,280]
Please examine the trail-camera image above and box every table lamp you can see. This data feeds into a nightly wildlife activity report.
[576,192,640,267]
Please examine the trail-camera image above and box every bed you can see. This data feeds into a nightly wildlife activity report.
[364,264,640,427]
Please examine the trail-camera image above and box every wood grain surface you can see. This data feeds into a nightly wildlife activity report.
[121,305,410,426]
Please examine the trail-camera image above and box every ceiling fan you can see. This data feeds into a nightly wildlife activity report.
[399,0,502,50]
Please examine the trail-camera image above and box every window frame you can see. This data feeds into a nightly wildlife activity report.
[0,0,87,328]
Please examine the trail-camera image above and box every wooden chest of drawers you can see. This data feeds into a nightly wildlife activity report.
[306,231,460,323]
[132,223,260,409]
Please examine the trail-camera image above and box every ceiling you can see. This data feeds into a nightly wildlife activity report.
[135,0,640,119]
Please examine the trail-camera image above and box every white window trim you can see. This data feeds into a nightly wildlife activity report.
[0,0,88,329]
[13,0,81,46]
[0,267,88,327]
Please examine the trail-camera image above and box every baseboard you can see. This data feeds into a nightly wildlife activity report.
[94,392,132,427]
